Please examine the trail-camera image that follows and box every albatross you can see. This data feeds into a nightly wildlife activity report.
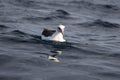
[41,25,66,42]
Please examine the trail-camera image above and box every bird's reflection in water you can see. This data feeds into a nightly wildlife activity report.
[37,40,71,62]
[48,42,71,62]
[48,49,63,62]
[51,50,62,57]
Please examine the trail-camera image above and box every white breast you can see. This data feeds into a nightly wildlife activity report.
[41,32,66,42]
[51,32,66,42]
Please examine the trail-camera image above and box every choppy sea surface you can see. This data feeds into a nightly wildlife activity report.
[0,0,120,80]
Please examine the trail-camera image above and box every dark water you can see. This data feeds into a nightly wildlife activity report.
[0,0,120,80]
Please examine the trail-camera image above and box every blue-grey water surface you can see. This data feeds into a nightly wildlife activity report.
[0,0,120,80]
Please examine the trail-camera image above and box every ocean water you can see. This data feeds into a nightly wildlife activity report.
[0,0,120,80]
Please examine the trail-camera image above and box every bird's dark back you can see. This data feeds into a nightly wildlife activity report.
[42,29,56,37]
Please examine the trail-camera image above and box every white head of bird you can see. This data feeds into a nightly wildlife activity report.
[57,25,65,35]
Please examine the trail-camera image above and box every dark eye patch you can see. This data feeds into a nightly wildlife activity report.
[58,27,61,31]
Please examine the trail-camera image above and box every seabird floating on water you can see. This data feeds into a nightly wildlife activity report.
[41,25,66,42]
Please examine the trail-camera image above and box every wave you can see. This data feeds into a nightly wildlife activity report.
[46,9,70,19]
[97,72,120,79]
[0,25,9,33]
[0,54,14,66]
[10,30,27,35]
[70,1,119,11]
[1,29,111,56]
[0,24,9,28]
[4,0,120,13]
[0,76,22,80]
[0,29,72,48]
[93,19,120,28]
[51,9,70,16]
[70,42,114,57]
[8,0,39,8]
[108,53,120,58]
[23,9,71,21]
[0,30,34,42]
[0,24,9,29]
[8,0,66,9]
[75,19,120,28]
